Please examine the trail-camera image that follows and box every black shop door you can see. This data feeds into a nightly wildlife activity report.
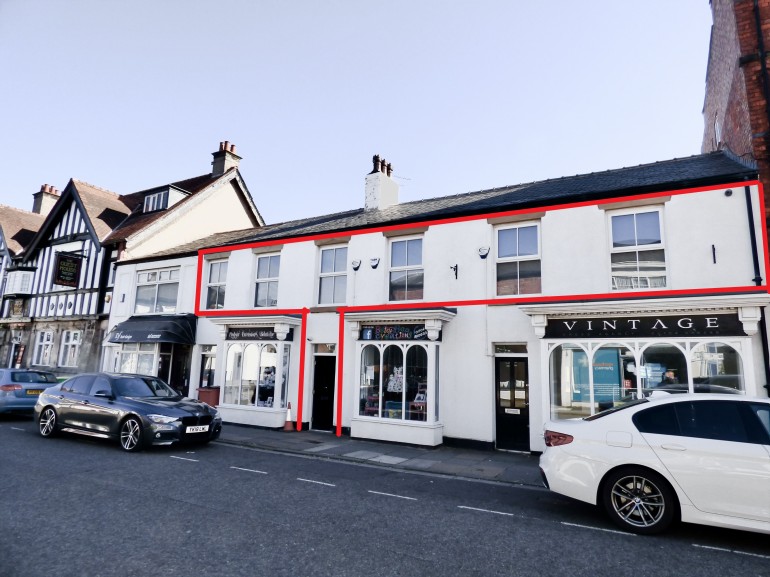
[495,358,530,451]
[311,356,336,431]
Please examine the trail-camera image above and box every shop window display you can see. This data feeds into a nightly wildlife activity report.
[690,342,743,392]
[223,343,286,407]
[640,343,687,390]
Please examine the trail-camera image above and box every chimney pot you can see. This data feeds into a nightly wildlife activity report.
[380,158,387,173]
[386,163,393,177]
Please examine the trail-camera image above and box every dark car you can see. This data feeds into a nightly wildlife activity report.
[34,372,222,452]
[0,369,59,414]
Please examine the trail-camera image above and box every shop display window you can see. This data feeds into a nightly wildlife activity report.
[359,343,429,422]
[640,343,687,389]
[119,342,155,375]
[223,342,287,408]
[690,342,744,392]
[549,343,590,420]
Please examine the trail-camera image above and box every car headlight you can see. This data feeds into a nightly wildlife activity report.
[147,414,179,424]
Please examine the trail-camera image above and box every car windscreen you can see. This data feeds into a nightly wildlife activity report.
[584,398,648,421]
[12,372,58,383]
[113,377,179,398]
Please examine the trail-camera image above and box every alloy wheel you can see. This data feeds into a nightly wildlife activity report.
[39,408,57,437]
[120,418,142,452]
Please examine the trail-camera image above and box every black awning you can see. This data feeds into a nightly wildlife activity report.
[107,314,197,344]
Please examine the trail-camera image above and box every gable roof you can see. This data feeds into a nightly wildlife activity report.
[125,150,758,263]
[0,206,46,258]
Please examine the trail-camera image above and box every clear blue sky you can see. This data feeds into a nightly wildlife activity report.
[0,0,713,225]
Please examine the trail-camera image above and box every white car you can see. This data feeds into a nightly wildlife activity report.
[539,393,770,535]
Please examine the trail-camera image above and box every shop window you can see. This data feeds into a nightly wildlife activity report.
[206,260,228,310]
[280,345,290,409]
[198,345,217,388]
[359,343,429,421]
[593,345,636,410]
[119,342,155,375]
[641,343,687,390]
[496,224,541,295]
[549,343,590,419]
[58,330,82,368]
[32,330,54,366]
[135,268,179,314]
[319,246,347,305]
[254,255,280,307]
[389,238,423,301]
[690,342,744,393]
[223,342,284,407]
[609,209,666,290]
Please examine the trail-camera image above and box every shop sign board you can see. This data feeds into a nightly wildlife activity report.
[544,314,745,339]
[54,253,82,288]
[226,327,294,341]
[360,324,440,341]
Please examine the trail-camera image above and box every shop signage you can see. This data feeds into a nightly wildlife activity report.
[360,324,440,341]
[54,253,82,288]
[226,327,294,341]
[544,313,745,339]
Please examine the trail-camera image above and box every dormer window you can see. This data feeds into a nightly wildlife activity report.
[143,190,169,213]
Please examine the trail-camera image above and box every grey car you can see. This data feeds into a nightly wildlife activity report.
[34,372,222,451]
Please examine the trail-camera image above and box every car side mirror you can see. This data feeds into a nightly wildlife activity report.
[94,390,113,399]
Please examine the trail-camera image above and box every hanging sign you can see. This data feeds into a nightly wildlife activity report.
[54,253,82,288]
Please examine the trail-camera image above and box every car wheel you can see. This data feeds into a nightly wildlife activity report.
[601,467,677,535]
[38,407,58,438]
[119,417,143,452]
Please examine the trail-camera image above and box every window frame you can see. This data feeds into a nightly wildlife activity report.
[608,207,667,291]
[254,254,281,308]
[134,267,180,314]
[58,329,82,368]
[143,190,168,213]
[318,245,348,305]
[388,236,424,302]
[495,222,542,296]
[32,330,54,366]
[205,259,228,310]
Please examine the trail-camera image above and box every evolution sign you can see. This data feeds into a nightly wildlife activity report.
[544,313,745,339]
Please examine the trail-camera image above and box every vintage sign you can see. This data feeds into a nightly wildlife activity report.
[544,314,745,339]
[360,324,439,341]
[54,253,82,288]
[226,327,294,341]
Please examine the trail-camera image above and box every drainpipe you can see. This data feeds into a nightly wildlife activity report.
[744,185,770,394]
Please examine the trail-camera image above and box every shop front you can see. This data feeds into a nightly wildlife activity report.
[521,296,769,442]
[106,313,196,394]
[346,309,455,446]
[209,316,301,428]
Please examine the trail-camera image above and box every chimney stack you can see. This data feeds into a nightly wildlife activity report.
[211,141,241,176]
[364,154,399,211]
[32,183,60,215]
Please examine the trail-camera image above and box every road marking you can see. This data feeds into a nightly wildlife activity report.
[231,466,268,475]
[368,490,417,501]
[561,522,636,536]
[297,478,336,487]
[170,456,199,462]
[693,544,770,560]
[11,427,25,431]
[458,506,517,517]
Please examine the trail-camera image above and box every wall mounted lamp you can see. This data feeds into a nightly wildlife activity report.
[478,246,490,259]
[370,257,380,269]
[351,259,361,271]
[450,264,458,279]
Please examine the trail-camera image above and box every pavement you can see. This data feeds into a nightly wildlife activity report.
[217,423,544,488]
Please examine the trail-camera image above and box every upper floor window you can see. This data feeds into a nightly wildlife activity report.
[389,238,423,301]
[143,190,168,213]
[5,270,32,295]
[319,246,347,305]
[58,330,82,367]
[134,268,179,314]
[206,260,228,310]
[254,255,280,307]
[496,224,541,295]
[610,210,666,290]
[32,330,54,366]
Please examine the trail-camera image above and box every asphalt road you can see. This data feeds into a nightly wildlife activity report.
[2,415,769,577]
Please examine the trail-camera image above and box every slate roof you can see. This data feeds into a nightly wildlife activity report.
[125,151,758,262]
[71,180,140,241]
[0,206,46,257]
[103,170,226,244]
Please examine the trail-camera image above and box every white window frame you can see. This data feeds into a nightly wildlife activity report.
[134,267,180,314]
[495,223,542,296]
[608,207,667,291]
[32,330,54,366]
[318,246,348,305]
[388,236,424,302]
[254,254,280,308]
[143,190,168,213]
[58,330,82,368]
[206,259,228,310]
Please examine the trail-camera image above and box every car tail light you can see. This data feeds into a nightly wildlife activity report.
[544,429,574,447]
[0,384,22,392]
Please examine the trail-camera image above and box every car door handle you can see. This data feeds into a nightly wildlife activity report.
[660,443,686,451]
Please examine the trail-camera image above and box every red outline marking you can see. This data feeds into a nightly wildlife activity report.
[336,310,345,437]
[296,308,309,430]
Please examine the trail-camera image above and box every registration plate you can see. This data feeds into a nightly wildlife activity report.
[26,389,43,395]
[186,425,209,433]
